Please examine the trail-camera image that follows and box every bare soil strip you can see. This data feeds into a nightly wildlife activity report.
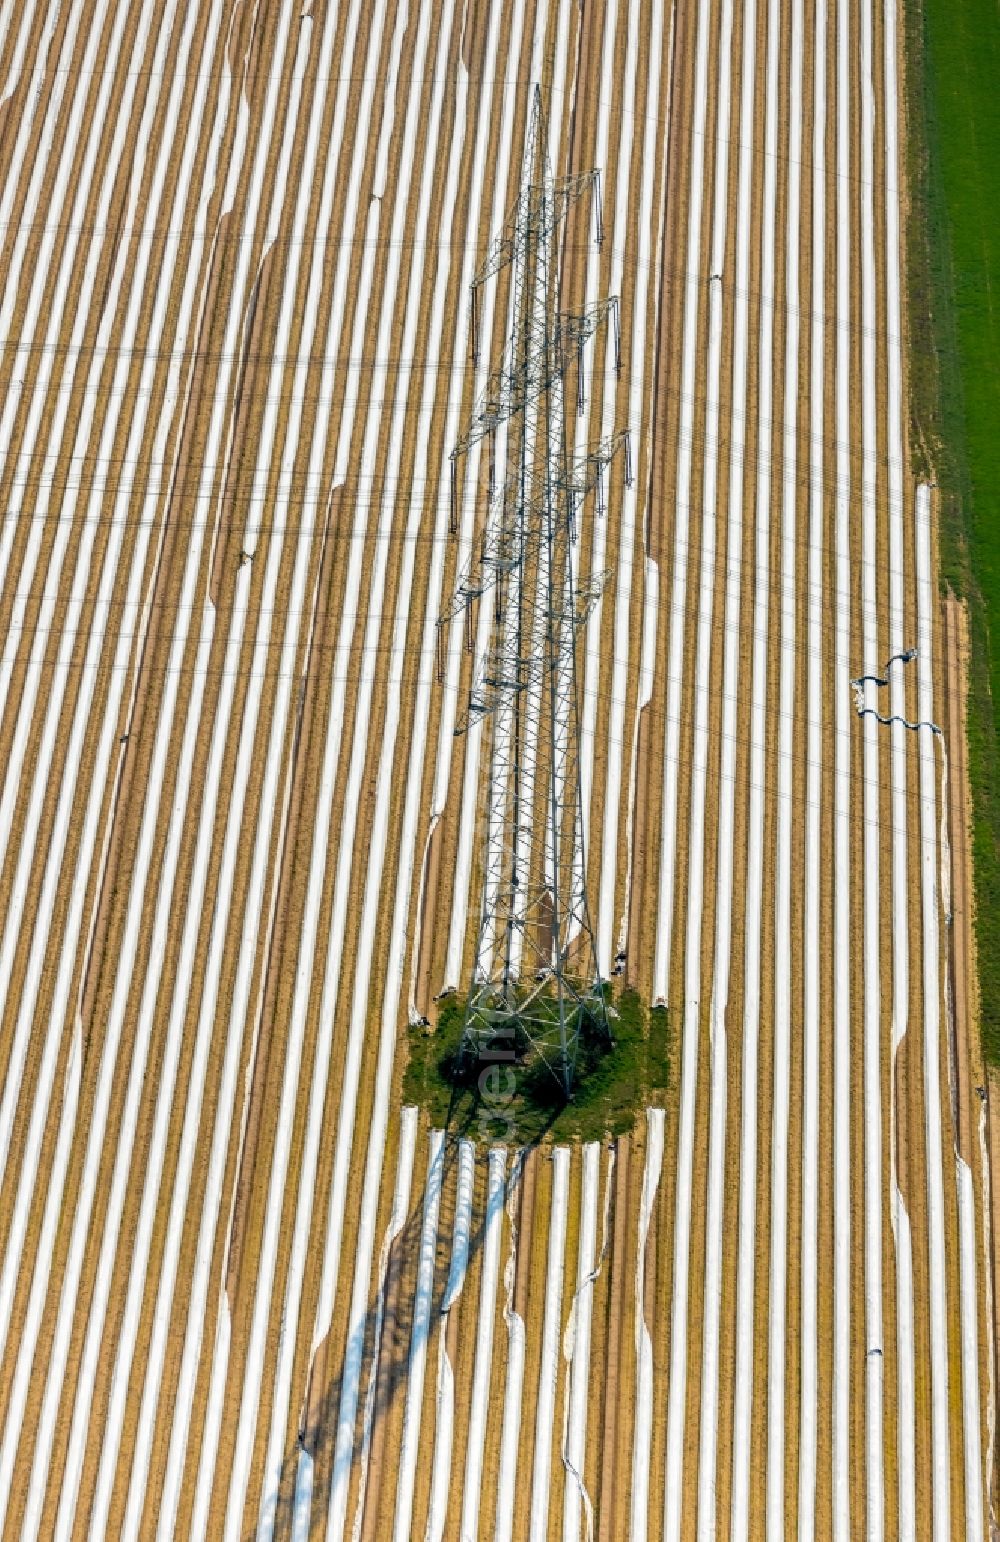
[943,591,993,1527]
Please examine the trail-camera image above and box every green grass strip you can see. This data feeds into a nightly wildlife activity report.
[906,0,1000,1060]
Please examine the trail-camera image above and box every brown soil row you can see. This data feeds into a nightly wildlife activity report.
[779,0,815,1521]
[651,0,722,1519]
[408,1139,456,1542]
[219,6,552,1526]
[617,0,700,1529]
[943,597,975,1163]
[812,3,838,1524]
[418,0,539,1003]
[475,1151,516,1540]
[0,0,661,1536]
[81,0,313,1525]
[870,0,904,1522]
[236,14,516,1525]
[54,0,313,1525]
[276,7,542,1527]
[847,0,870,1515]
[942,588,992,1528]
[568,0,645,947]
[0,5,59,194]
[512,1145,547,1539]
[438,1148,487,1542]
[595,1135,629,1541]
[0,0,156,1161]
[0,9,226,1517]
[206,4,443,1526]
[356,1122,422,1542]
[988,1069,1000,1531]
[548,1151,581,1537]
[602,0,674,982]
[892,35,934,1496]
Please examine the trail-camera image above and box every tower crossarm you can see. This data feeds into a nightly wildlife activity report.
[539,566,611,635]
[568,430,630,498]
[574,566,612,626]
[471,169,601,290]
[452,298,621,458]
[437,431,629,629]
[456,641,543,732]
[553,298,619,362]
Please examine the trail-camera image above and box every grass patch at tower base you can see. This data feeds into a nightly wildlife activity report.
[402,988,670,1144]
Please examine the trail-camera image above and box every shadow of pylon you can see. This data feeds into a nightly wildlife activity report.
[243,1094,545,1540]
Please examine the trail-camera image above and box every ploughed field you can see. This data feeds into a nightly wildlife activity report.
[0,0,990,1536]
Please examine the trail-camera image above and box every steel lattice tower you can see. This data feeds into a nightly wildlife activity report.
[439,89,631,1097]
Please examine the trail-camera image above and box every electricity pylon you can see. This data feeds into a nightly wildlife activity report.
[438,88,630,1098]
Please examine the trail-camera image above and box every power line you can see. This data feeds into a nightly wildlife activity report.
[0,504,941,673]
[0,629,953,859]
[0,356,931,541]
[0,65,907,201]
[0,462,941,631]
[0,252,946,369]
